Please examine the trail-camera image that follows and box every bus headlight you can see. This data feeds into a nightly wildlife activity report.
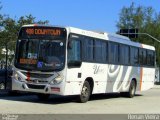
[14,72,23,81]
[50,75,64,85]
[14,73,18,80]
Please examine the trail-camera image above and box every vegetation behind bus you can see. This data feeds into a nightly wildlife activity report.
[116,2,160,66]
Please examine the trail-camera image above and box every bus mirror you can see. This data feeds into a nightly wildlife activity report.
[68,60,82,68]
[67,41,72,49]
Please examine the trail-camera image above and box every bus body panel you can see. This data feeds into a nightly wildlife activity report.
[141,67,155,91]
[64,63,155,95]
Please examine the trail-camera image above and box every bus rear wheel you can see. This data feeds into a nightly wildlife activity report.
[78,81,91,103]
[37,93,50,101]
[127,80,136,98]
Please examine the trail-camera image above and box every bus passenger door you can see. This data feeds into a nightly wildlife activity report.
[65,35,82,95]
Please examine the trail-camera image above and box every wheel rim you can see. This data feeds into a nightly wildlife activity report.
[0,83,5,90]
[131,85,135,95]
[81,85,89,99]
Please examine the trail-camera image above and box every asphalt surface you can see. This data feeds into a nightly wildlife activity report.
[0,85,160,114]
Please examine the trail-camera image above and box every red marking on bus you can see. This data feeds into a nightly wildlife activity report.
[51,87,60,92]
[33,24,38,26]
[26,72,30,81]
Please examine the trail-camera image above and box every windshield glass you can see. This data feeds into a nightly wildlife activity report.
[15,39,65,71]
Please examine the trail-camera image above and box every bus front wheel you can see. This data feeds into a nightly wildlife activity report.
[78,81,91,103]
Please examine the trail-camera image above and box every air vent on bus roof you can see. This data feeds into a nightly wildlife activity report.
[108,33,131,41]
[92,30,105,34]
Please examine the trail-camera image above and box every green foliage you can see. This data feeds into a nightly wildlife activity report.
[117,2,160,66]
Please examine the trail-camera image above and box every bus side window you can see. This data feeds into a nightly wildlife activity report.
[108,42,119,64]
[130,47,139,66]
[67,39,81,67]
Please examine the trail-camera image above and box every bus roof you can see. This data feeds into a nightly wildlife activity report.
[67,26,155,50]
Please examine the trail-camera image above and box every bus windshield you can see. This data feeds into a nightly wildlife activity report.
[14,26,67,71]
[15,39,65,71]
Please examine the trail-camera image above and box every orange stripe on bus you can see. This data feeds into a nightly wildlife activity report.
[140,67,143,91]
[140,44,143,91]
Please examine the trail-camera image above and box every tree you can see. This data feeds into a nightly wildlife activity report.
[0,2,5,60]
[117,2,160,65]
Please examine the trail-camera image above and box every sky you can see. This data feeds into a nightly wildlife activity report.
[1,0,160,33]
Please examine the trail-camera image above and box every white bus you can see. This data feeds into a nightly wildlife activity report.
[12,24,156,102]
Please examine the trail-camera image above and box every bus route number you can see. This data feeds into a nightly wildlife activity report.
[26,28,34,35]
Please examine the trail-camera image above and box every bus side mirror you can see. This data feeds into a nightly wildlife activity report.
[67,41,72,49]
[68,60,82,68]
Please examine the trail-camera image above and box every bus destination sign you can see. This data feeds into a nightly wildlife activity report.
[19,26,66,39]
[25,28,61,36]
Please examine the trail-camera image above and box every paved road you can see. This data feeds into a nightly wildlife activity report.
[0,85,160,114]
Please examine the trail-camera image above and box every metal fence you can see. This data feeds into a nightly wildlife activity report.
[0,60,12,70]
[0,44,14,70]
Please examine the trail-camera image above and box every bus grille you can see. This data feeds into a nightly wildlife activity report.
[22,72,53,78]
[27,84,45,89]
[27,79,48,84]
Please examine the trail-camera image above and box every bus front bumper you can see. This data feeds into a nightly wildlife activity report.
[12,79,63,95]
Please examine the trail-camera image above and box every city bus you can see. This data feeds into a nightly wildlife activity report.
[12,24,156,103]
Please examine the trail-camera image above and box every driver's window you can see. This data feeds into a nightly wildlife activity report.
[68,38,81,62]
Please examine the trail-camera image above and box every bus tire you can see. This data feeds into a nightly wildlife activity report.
[0,82,5,90]
[127,80,136,98]
[120,92,127,97]
[37,93,50,101]
[8,91,19,96]
[78,81,91,103]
